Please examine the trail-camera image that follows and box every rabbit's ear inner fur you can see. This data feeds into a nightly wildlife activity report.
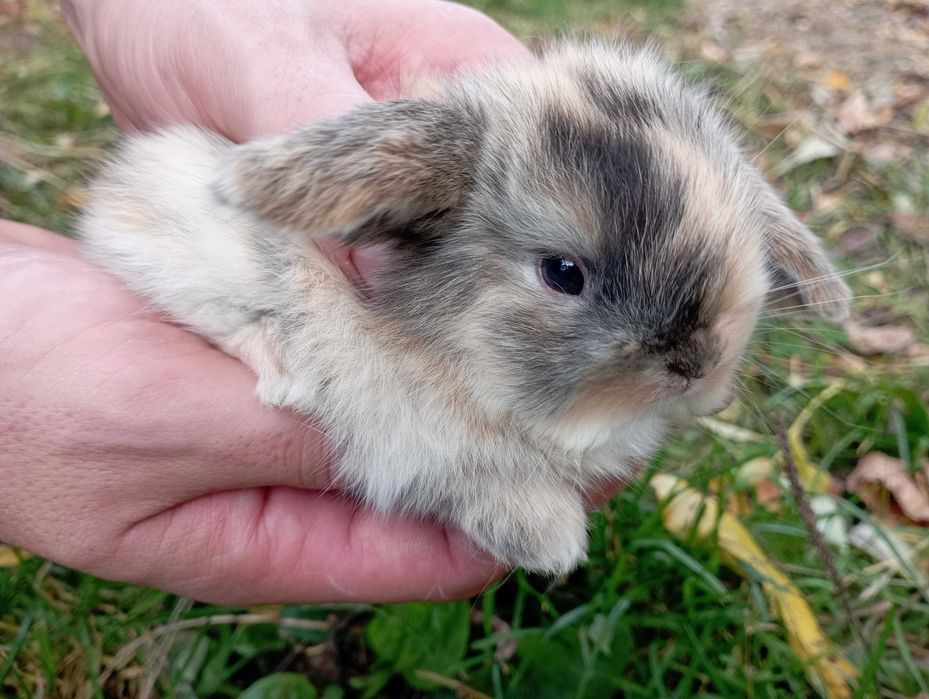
[758,187,851,322]
[213,101,481,245]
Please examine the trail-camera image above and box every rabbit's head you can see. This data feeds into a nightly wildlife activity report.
[215,41,850,450]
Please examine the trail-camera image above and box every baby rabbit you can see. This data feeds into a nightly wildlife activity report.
[80,41,850,575]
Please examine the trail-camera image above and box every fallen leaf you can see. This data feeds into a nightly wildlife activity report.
[699,42,728,62]
[794,51,824,69]
[737,456,777,486]
[786,383,846,494]
[755,478,783,513]
[836,92,870,134]
[824,71,851,92]
[770,136,841,178]
[844,320,916,355]
[858,141,912,166]
[894,82,929,111]
[848,452,929,524]
[698,417,766,443]
[0,545,31,567]
[57,187,87,209]
[889,211,929,243]
[651,474,857,699]
[835,226,877,255]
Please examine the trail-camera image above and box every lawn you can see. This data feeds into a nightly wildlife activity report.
[2,1,929,697]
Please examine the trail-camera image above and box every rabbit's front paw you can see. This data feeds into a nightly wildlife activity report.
[459,482,588,577]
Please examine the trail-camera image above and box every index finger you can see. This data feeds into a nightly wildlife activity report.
[115,487,504,604]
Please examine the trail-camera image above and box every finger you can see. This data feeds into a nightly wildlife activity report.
[114,487,503,604]
[405,1,531,72]
[339,0,531,100]
[236,40,374,140]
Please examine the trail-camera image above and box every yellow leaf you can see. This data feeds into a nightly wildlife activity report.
[824,71,850,92]
[56,187,88,210]
[736,456,777,487]
[698,417,767,443]
[0,545,31,567]
[651,474,857,699]
[786,383,846,494]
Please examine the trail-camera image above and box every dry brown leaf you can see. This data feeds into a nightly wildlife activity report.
[755,479,783,513]
[844,320,916,356]
[57,187,87,210]
[699,41,728,62]
[836,92,894,134]
[836,92,871,134]
[889,211,929,243]
[848,452,929,524]
[835,226,877,255]
[858,141,912,166]
[895,82,929,111]
[794,51,824,69]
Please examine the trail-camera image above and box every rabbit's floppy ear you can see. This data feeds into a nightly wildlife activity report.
[213,100,481,245]
[756,182,851,321]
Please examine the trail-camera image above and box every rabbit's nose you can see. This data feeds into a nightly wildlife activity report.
[665,356,704,382]
[663,339,721,384]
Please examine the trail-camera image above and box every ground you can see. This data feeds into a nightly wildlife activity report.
[1,0,928,697]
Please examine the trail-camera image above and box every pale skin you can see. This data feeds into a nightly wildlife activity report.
[0,0,617,604]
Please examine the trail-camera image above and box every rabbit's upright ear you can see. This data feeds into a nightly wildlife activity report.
[757,184,851,321]
[213,101,482,244]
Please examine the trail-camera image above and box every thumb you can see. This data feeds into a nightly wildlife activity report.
[236,49,374,141]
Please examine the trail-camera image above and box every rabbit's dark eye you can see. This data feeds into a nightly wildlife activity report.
[540,256,584,295]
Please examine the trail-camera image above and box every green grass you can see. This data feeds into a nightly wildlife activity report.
[2,1,929,697]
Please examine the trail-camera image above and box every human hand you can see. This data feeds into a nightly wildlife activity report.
[0,220,504,603]
[61,0,530,141]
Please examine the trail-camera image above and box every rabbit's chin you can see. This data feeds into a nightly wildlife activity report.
[544,413,671,463]
[542,373,739,456]
[666,378,738,423]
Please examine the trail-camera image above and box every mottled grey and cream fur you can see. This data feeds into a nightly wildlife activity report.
[80,41,850,574]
